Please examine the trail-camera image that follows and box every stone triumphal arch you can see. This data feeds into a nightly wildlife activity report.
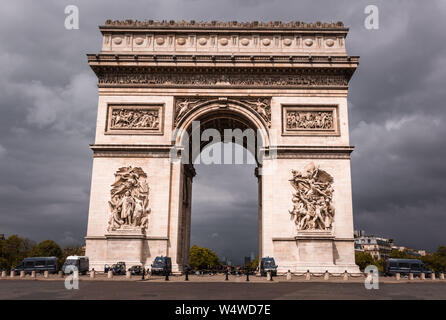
[85,20,360,273]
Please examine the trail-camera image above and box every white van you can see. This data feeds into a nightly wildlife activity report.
[62,256,89,275]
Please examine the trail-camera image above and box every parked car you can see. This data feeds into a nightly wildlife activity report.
[151,256,172,275]
[104,261,126,275]
[385,258,433,277]
[260,257,278,276]
[62,256,89,275]
[13,257,58,275]
[128,265,143,275]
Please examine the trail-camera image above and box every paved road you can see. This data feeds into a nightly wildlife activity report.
[0,280,445,299]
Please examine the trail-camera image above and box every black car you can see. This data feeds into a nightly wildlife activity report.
[13,257,58,275]
[128,265,143,275]
[104,261,126,275]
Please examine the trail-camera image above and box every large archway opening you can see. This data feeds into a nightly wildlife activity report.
[191,142,258,267]
[174,101,269,269]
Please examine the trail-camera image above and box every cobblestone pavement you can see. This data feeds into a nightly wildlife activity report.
[0,276,445,299]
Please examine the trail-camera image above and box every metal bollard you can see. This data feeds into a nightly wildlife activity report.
[396,273,400,281]
[31,271,36,278]
[90,270,95,279]
[305,270,311,280]
[185,269,189,281]
[20,270,25,278]
[431,273,436,280]
[44,271,49,278]
[421,273,425,280]
[126,271,131,279]
[324,271,329,280]
[141,268,145,280]
[343,271,348,281]
[107,270,113,279]
[165,269,169,281]
[246,269,250,282]
[225,270,229,281]
[409,273,414,280]
[286,270,292,281]
[10,271,15,278]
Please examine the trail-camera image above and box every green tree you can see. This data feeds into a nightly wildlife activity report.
[247,256,259,271]
[1,235,35,269]
[0,238,7,270]
[436,246,446,257]
[355,252,379,271]
[30,240,63,258]
[389,249,416,259]
[189,245,221,270]
[30,240,63,267]
[421,246,446,273]
[375,259,386,272]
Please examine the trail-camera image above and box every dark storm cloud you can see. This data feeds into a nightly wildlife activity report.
[0,0,445,257]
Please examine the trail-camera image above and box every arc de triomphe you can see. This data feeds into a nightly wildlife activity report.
[85,20,360,273]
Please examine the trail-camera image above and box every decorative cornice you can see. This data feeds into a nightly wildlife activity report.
[268,145,354,159]
[86,235,169,240]
[101,20,347,31]
[88,54,359,65]
[90,144,172,158]
[90,144,354,159]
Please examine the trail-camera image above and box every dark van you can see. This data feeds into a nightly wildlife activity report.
[13,257,58,275]
[62,256,89,275]
[260,257,278,276]
[385,258,433,276]
[151,256,172,275]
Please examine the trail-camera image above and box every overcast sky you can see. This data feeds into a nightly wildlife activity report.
[0,0,445,264]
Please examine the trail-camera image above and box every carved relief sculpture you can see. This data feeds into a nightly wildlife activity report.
[289,162,334,231]
[242,98,271,127]
[174,99,202,125]
[107,166,151,232]
[174,97,271,127]
[286,111,333,130]
[111,108,160,130]
[98,71,349,88]
[106,105,163,134]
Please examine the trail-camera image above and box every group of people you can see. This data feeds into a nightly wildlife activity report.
[111,109,159,129]
[108,166,150,232]
[287,111,333,130]
[289,163,335,231]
